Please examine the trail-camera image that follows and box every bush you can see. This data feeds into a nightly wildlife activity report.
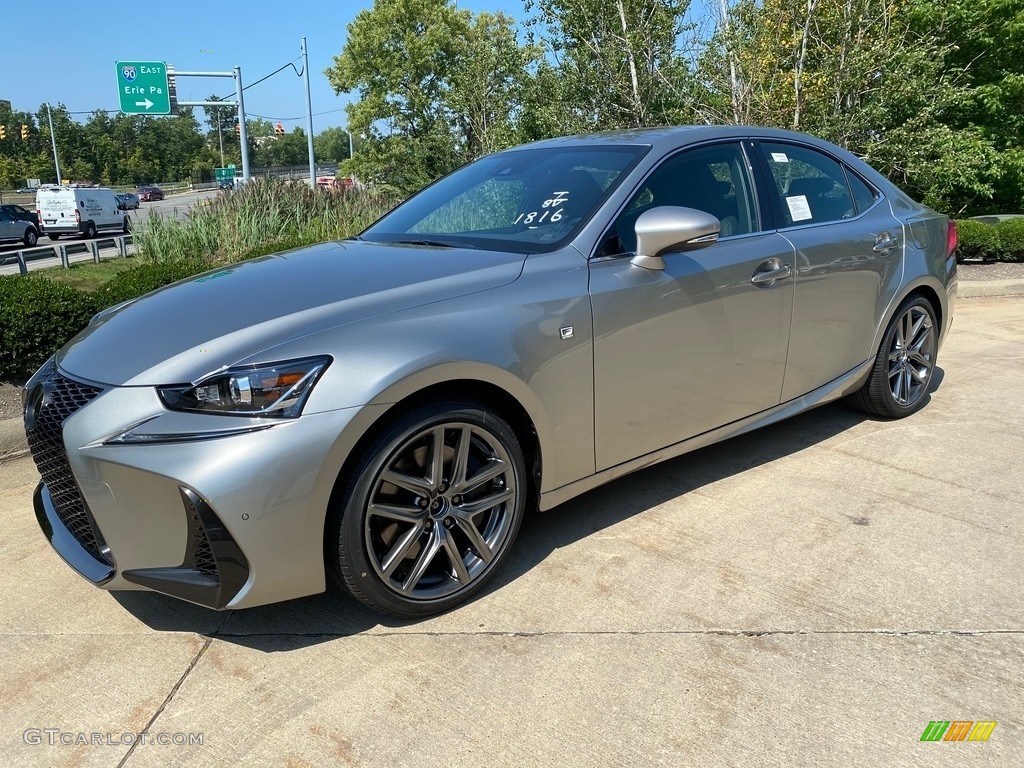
[97,258,212,307]
[955,217,1024,263]
[0,276,101,380]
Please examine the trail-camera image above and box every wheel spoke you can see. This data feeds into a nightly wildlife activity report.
[380,469,431,498]
[459,488,514,517]
[381,523,425,578]
[455,460,507,496]
[902,367,914,402]
[429,427,446,490]
[907,311,927,346]
[368,502,423,524]
[440,528,472,583]
[891,363,904,401]
[401,528,442,594]
[909,351,932,370]
[451,427,472,488]
[451,513,494,563]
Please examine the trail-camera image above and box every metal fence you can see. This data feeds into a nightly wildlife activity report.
[0,235,134,277]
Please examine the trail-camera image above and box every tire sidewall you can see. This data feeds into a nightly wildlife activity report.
[335,401,527,617]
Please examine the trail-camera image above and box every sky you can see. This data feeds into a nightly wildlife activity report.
[0,0,519,134]
[0,0,712,135]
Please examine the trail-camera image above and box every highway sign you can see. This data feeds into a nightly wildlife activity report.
[116,61,171,114]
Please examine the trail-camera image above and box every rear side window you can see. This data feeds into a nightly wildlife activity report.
[846,169,879,214]
[760,142,856,226]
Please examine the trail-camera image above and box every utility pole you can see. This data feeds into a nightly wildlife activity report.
[45,103,62,184]
[301,37,316,187]
[234,66,251,181]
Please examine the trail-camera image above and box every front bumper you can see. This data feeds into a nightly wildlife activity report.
[24,359,384,610]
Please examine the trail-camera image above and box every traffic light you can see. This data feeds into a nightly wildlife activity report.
[234,123,241,138]
[275,123,285,136]
[20,124,29,140]
[0,125,6,140]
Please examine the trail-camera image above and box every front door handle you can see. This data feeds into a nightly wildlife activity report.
[751,262,792,285]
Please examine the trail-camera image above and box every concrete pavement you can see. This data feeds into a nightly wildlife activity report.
[0,297,1021,766]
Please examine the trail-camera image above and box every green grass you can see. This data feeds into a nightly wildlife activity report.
[37,258,138,292]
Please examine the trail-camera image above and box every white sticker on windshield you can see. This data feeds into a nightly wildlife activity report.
[786,195,812,221]
[771,152,789,163]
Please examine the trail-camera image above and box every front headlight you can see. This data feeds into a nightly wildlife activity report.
[158,356,331,418]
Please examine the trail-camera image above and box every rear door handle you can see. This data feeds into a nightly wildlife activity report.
[873,232,900,253]
[751,263,792,285]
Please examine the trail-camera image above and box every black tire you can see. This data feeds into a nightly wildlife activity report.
[847,295,938,418]
[84,222,97,239]
[122,216,131,233]
[23,227,38,247]
[329,399,527,618]
[47,233,60,241]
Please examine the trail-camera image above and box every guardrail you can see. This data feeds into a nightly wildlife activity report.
[0,234,135,276]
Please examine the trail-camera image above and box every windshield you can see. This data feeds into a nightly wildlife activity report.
[360,145,648,254]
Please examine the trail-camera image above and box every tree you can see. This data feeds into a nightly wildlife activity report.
[313,126,352,163]
[325,0,540,192]
[524,0,698,132]
[697,0,1004,213]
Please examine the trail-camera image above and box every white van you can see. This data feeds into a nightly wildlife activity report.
[35,185,131,240]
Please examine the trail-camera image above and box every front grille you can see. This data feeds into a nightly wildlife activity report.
[25,359,109,563]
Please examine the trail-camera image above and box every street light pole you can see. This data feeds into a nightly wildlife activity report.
[301,37,316,187]
[45,103,62,184]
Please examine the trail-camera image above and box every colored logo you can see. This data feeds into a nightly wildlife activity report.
[920,721,997,742]
[122,65,137,82]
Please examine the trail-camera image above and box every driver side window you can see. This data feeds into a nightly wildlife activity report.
[602,142,757,256]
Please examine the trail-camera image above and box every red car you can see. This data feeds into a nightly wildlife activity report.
[137,185,165,202]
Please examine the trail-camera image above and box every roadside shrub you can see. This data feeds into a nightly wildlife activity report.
[954,219,999,262]
[0,276,101,380]
[97,258,212,307]
[995,218,1024,262]
[955,217,1024,263]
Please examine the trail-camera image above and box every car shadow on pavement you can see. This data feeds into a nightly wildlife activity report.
[112,373,944,651]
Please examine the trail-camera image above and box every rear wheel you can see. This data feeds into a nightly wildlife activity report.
[84,222,97,239]
[847,295,938,418]
[329,400,527,617]
[23,227,38,247]
[122,216,131,233]
[47,233,60,241]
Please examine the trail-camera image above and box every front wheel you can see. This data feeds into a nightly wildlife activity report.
[847,295,938,418]
[23,227,38,247]
[329,400,527,617]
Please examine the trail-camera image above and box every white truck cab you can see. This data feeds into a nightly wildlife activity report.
[35,185,130,240]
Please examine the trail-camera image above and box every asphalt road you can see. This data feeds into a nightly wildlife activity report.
[0,189,220,275]
[0,296,1021,767]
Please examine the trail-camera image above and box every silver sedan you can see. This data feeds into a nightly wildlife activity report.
[22,127,957,617]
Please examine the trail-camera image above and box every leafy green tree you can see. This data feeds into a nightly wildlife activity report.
[313,126,352,163]
[326,0,540,192]
[524,0,697,132]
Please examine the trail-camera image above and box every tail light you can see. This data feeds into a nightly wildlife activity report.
[75,209,81,225]
[946,220,958,257]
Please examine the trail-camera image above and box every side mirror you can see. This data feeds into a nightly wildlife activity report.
[631,206,721,270]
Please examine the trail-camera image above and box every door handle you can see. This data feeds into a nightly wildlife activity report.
[751,263,792,285]
[873,232,899,253]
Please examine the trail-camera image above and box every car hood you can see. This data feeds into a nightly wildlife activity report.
[57,240,526,386]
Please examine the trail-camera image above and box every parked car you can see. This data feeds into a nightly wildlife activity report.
[137,185,165,202]
[0,209,39,246]
[16,186,37,193]
[22,126,957,618]
[115,193,140,210]
[218,180,235,190]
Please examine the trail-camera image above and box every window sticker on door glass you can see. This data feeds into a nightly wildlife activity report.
[771,152,789,163]
[786,195,813,221]
[513,190,569,227]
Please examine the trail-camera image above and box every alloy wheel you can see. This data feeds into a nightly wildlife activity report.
[364,421,518,601]
[887,304,935,407]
